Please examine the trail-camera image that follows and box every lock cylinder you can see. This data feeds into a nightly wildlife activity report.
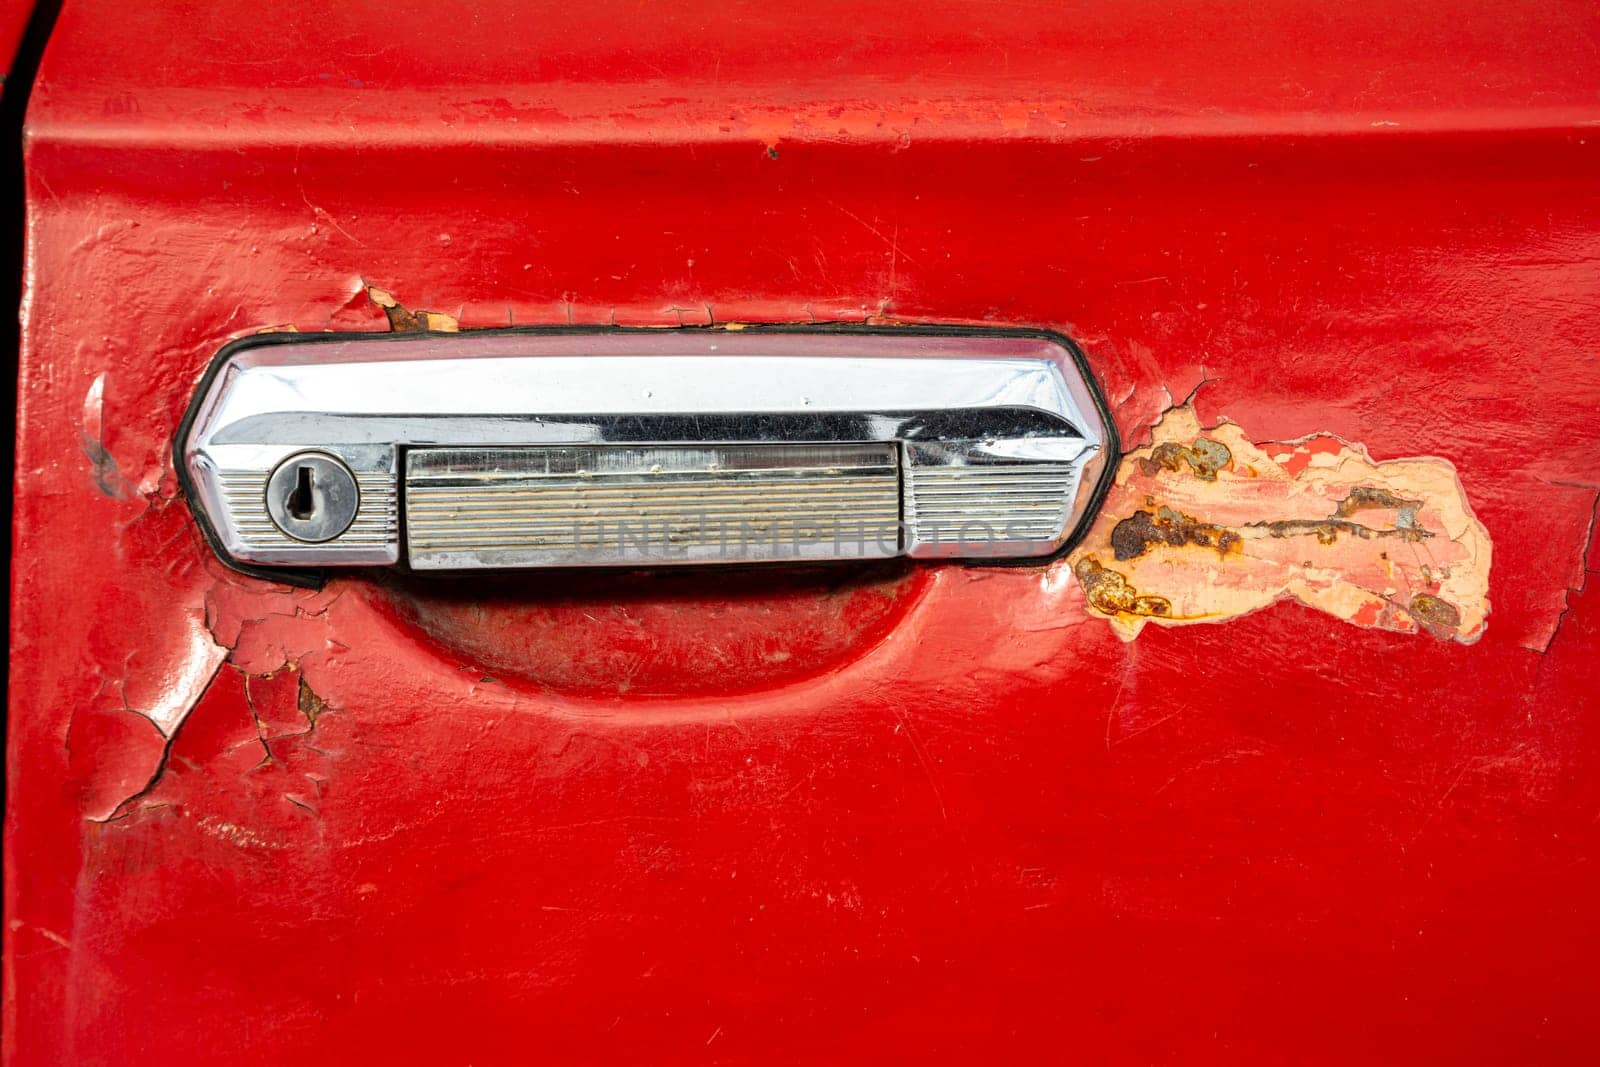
[265,452,362,543]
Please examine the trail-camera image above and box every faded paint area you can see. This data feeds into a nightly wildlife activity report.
[1068,405,1491,643]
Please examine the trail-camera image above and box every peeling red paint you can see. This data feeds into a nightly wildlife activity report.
[1067,404,1492,643]
[365,284,460,333]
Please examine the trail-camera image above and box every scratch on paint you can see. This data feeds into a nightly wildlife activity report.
[1068,404,1491,643]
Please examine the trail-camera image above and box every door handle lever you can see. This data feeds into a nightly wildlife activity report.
[177,326,1116,579]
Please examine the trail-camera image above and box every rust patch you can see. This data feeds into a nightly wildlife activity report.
[1073,558,1172,617]
[1111,506,1242,561]
[1069,404,1491,643]
[1335,486,1423,521]
[366,285,460,333]
[1408,592,1463,640]
[1138,436,1232,481]
[1252,516,1429,545]
[296,677,328,726]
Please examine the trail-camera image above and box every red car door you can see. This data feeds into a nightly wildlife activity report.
[7,1,1600,1062]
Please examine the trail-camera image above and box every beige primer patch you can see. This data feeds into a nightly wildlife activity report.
[1068,406,1490,643]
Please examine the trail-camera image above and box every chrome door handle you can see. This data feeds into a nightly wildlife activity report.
[177,326,1116,579]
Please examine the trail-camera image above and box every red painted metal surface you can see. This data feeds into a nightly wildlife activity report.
[8,1,1600,1062]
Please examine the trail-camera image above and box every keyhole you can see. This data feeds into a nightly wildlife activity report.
[287,464,316,520]
[265,453,357,542]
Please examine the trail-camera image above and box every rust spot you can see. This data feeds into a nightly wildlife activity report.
[1110,506,1242,561]
[1251,517,1431,545]
[1138,436,1232,481]
[1073,558,1172,617]
[1407,593,1463,641]
[296,677,327,726]
[366,285,459,333]
[1335,486,1423,518]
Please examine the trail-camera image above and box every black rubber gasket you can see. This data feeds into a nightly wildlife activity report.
[174,322,1123,589]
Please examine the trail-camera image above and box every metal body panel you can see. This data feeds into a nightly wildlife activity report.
[8,1,1600,1064]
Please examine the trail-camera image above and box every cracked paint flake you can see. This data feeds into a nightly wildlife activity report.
[365,285,459,333]
[75,613,228,822]
[1068,404,1491,643]
[96,659,341,833]
[124,611,230,736]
